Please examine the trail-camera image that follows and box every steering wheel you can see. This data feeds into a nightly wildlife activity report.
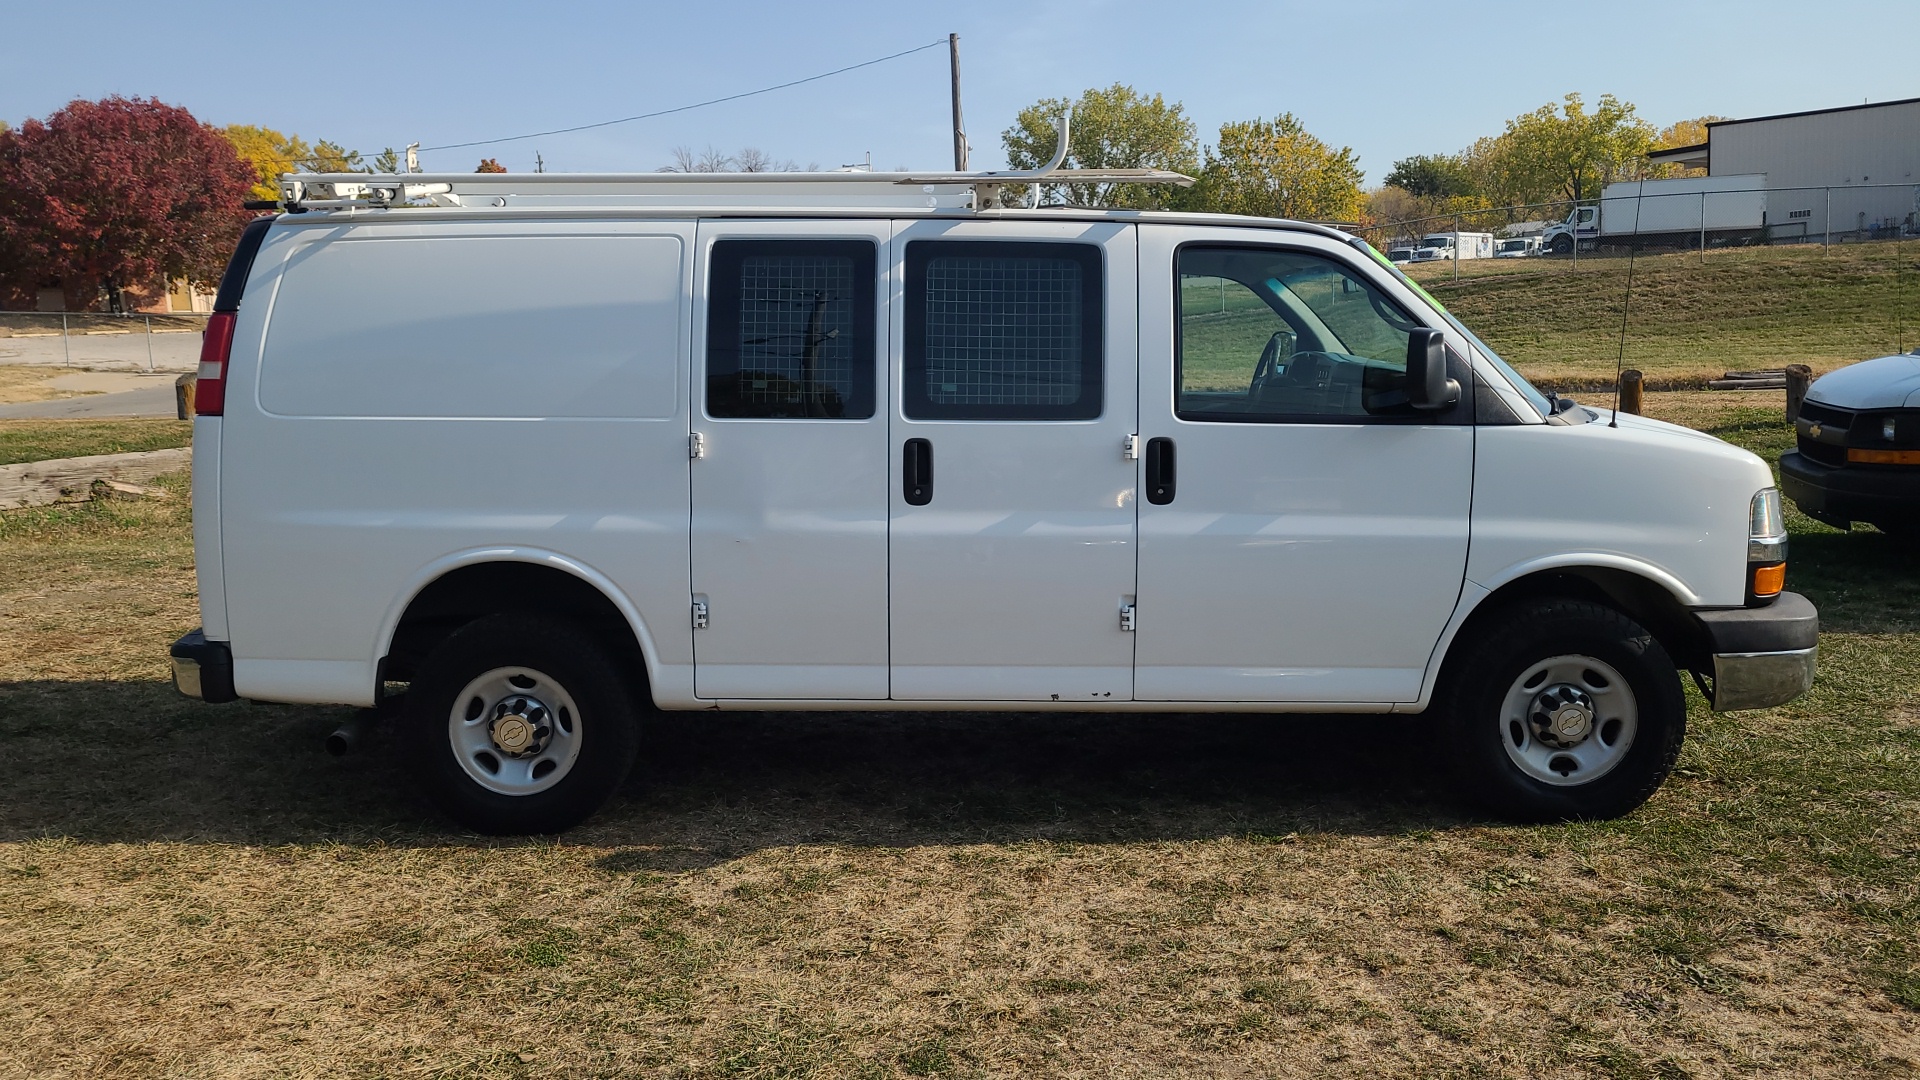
[1248,331,1297,395]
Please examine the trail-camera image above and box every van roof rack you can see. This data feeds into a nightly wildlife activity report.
[274,116,1194,213]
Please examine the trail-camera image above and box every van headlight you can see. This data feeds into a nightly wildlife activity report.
[1747,488,1787,603]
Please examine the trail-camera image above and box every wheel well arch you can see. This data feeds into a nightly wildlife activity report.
[380,559,650,697]
[1441,567,1710,686]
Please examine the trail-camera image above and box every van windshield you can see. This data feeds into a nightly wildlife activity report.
[1349,237,1552,418]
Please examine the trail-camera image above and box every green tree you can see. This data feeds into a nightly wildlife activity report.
[307,139,366,173]
[373,147,400,173]
[1193,114,1364,222]
[1384,153,1476,199]
[1477,93,1654,205]
[1002,84,1198,208]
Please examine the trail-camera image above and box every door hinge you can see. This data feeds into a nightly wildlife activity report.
[688,432,706,459]
[1123,433,1140,460]
[691,599,709,630]
[1119,602,1136,632]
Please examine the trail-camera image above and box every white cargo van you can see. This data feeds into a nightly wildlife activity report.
[171,164,1817,834]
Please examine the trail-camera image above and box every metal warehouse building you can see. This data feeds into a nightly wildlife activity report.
[1649,96,1920,242]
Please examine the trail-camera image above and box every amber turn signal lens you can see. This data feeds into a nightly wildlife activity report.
[1847,448,1920,465]
[1751,562,1786,597]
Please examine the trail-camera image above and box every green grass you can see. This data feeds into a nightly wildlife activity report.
[0,418,192,466]
[1408,240,1920,389]
[1,402,1918,1076]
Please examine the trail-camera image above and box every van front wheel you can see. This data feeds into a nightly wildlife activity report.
[405,613,639,834]
[1442,599,1685,822]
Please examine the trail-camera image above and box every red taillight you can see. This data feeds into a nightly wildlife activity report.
[193,311,236,416]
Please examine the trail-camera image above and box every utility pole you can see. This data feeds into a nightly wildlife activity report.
[535,151,545,174]
[949,33,968,170]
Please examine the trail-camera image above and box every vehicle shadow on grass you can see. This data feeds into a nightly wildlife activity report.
[0,676,1464,850]
[1785,528,1920,636]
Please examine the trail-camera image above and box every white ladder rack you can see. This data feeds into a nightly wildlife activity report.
[274,116,1194,213]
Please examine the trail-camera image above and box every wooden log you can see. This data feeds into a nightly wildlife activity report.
[1785,364,1813,422]
[0,448,192,510]
[1617,369,1644,415]
[175,373,196,420]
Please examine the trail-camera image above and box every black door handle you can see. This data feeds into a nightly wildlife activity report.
[903,438,933,505]
[1145,437,1175,505]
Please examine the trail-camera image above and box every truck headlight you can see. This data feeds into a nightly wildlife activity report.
[1748,488,1787,603]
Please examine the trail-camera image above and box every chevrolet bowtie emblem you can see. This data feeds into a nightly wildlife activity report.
[1810,423,1823,438]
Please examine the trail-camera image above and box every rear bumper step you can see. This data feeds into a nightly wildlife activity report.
[170,628,237,703]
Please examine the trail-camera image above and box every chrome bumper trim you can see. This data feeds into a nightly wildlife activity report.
[1712,647,1816,712]
[171,655,204,700]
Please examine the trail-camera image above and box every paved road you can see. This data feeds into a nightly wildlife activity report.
[0,383,179,419]
[0,330,200,372]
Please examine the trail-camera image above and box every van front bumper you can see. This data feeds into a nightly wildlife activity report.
[1780,450,1920,529]
[1691,592,1818,712]
[170,628,237,703]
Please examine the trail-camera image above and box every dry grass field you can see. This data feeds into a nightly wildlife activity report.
[2,402,1918,1078]
[1407,242,1920,389]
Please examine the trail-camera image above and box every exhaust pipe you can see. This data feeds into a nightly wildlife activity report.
[325,709,382,757]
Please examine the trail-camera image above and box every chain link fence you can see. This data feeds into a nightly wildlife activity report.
[0,311,209,373]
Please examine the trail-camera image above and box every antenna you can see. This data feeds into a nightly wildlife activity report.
[1609,181,1646,429]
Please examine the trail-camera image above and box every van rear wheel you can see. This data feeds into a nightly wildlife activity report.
[1442,599,1685,822]
[405,613,639,834]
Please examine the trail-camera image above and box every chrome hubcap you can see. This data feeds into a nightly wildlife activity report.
[449,667,582,796]
[1499,655,1638,787]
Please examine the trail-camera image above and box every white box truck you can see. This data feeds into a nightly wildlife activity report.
[1410,231,1494,261]
[1543,175,1768,254]
[168,165,1816,833]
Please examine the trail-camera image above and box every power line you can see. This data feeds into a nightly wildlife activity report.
[417,39,948,154]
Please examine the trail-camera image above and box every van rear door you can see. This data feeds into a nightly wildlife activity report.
[689,221,892,698]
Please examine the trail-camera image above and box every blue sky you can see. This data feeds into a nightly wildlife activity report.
[3,1,1914,183]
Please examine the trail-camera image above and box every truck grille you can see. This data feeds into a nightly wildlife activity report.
[1795,400,1853,467]
[1796,437,1847,468]
[1797,400,1853,430]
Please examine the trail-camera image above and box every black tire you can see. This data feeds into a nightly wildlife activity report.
[405,613,640,834]
[1441,598,1685,822]
[1550,235,1574,255]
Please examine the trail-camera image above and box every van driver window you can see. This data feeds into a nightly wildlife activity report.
[1176,246,1425,422]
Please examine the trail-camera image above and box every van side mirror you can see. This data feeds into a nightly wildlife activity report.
[1406,328,1460,411]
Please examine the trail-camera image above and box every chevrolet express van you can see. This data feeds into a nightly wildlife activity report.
[170,166,1818,834]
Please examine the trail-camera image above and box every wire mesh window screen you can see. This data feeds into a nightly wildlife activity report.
[707,240,875,419]
[923,257,1081,406]
[904,242,1103,420]
[737,256,854,405]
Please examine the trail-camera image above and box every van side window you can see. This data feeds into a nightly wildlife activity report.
[903,241,1103,420]
[1177,246,1428,423]
[707,239,876,419]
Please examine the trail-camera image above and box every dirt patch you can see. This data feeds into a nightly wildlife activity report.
[0,367,101,405]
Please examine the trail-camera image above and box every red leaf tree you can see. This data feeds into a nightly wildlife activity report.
[0,96,257,311]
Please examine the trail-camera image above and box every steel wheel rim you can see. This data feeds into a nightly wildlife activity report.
[1498,654,1638,787]
[448,666,583,796]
